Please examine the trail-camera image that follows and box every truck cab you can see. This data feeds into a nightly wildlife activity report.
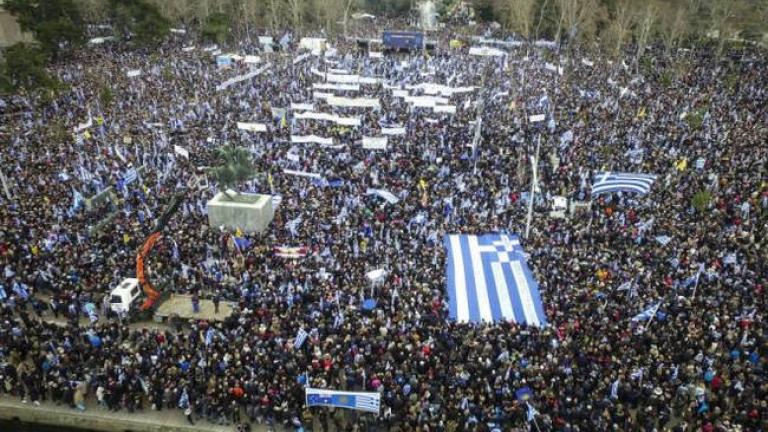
[109,278,141,315]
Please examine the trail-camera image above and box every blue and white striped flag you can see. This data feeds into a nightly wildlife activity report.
[591,172,657,195]
[305,388,380,414]
[294,328,308,349]
[70,188,85,215]
[443,234,546,325]
[123,168,138,185]
[632,303,660,322]
[610,379,620,399]
[205,327,216,346]
[178,388,189,408]
[526,402,539,422]
[286,216,302,236]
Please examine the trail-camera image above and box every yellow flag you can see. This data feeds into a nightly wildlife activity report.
[675,158,688,171]
[235,227,243,238]
[31,245,39,255]
[123,233,130,244]
[637,106,646,119]
[418,179,428,191]
[280,115,288,128]
[95,116,104,126]
[83,130,92,139]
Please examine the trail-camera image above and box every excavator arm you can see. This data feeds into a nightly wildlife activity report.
[136,192,186,311]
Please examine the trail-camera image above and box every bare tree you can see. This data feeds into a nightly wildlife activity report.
[341,0,356,36]
[495,0,537,39]
[707,0,742,56]
[287,0,304,30]
[633,1,658,61]
[555,0,599,48]
[657,2,689,55]
[602,0,633,59]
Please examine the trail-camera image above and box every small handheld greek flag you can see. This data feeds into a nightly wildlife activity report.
[294,328,308,349]
[526,402,539,422]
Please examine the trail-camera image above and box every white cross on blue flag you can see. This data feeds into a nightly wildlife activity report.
[444,234,547,325]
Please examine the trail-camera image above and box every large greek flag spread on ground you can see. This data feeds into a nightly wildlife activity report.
[444,234,546,325]
[591,172,657,195]
[305,388,380,413]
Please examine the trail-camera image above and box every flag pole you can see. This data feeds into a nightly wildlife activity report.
[524,134,541,239]
[642,301,663,333]
[532,418,542,432]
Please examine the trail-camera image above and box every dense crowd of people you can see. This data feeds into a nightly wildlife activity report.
[0,20,766,432]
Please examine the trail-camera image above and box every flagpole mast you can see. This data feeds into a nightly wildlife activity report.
[642,301,663,333]
[524,134,541,239]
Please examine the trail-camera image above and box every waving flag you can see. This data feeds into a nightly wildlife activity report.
[515,386,534,401]
[294,328,309,349]
[526,402,539,422]
[366,188,400,204]
[305,388,380,414]
[632,302,661,321]
[444,234,546,325]
[591,172,657,195]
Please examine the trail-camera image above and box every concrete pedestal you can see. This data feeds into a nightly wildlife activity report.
[207,191,274,233]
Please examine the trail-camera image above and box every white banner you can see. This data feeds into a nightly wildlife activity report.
[258,36,274,45]
[327,96,380,109]
[323,74,381,84]
[433,105,457,114]
[294,112,361,127]
[293,53,311,65]
[291,135,335,146]
[312,83,360,92]
[284,169,323,179]
[381,127,406,136]
[392,89,410,98]
[326,73,360,84]
[582,58,594,67]
[182,46,196,52]
[529,114,546,123]
[469,46,507,57]
[299,37,326,52]
[404,95,452,108]
[174,145,190,159]
[313,92,333,100]
[244,55,261,64]
[545,62,564,75]
[362,137,388,150]
[405,83,475,97]
[216,64,271,91]
[369,51,383,58]
[237,122,267,132]
[127,69,142,78]
[291,103,314,111]
[170,28,187,34]
[366,188,400,204]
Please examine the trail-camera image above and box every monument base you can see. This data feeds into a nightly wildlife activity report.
[207,191,274,233]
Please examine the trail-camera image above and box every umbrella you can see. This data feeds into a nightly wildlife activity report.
[362,299,377,310]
